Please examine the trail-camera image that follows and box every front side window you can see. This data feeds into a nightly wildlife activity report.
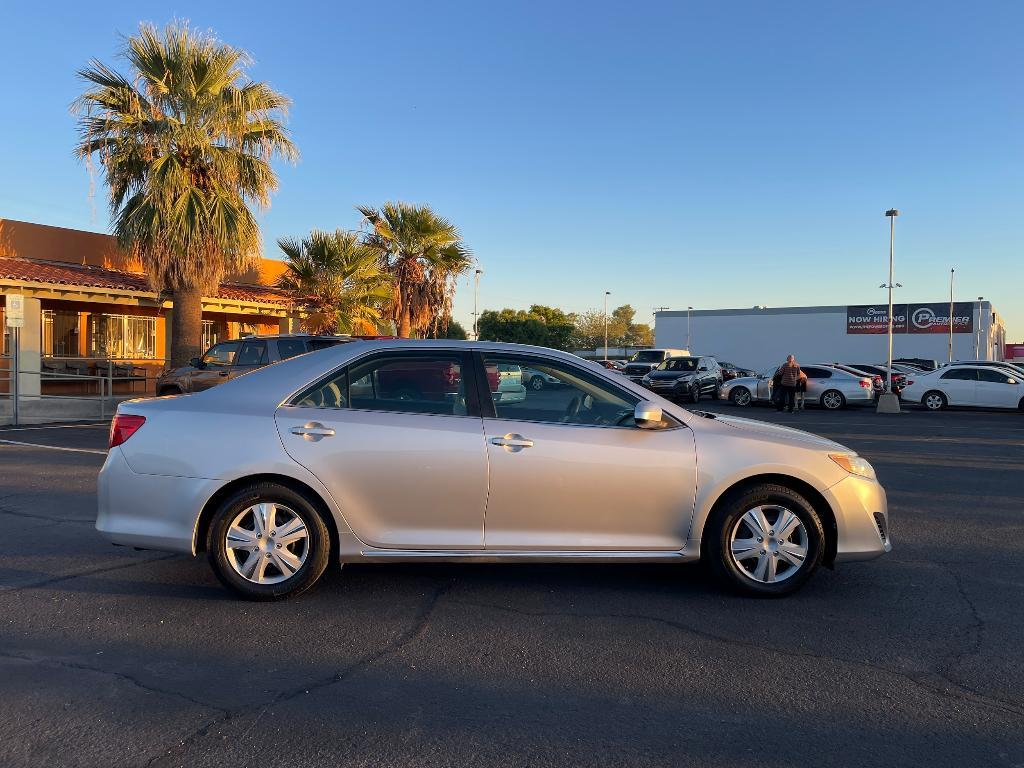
[294,352,470,416]
[802,367,832,379]
[977,368,1011,384]
[482,354,640,428]
[202,341,240,367]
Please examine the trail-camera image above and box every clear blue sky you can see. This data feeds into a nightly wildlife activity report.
[1,1,1021,338]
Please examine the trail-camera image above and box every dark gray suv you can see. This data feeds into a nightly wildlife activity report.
[156,334,353,395]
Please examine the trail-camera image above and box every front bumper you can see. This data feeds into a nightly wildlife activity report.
[96,448,221,554]
[824,474,892,562]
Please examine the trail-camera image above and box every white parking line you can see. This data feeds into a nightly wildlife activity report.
[0,439,107,455]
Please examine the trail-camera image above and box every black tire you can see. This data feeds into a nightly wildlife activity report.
[158,386,182,396]
[529,376,545,391]
[705,483,825,597]
[922,390,947,411]
[820,389,845,410]
[207,482,331,601]
[730,387,752,406]
[710,381,721,400]
[690,385,701,403]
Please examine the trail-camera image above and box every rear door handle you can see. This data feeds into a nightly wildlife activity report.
[490,433,534,451]
[290,422,336,441]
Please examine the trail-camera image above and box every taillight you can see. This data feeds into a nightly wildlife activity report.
[109,414,146,448]
[859,379,872,389]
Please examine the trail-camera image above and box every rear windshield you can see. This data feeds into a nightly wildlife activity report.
[629,351,666,363]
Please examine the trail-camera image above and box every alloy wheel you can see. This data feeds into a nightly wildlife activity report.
[732,388,751,406]
[729,505,808,584]
[821,390,843,410]
[225,502,309,584]
[924,392,945,410]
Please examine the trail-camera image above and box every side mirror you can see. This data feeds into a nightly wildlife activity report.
[1008,378,1018,385]
[190,357,203,368]
[634,401,664,429]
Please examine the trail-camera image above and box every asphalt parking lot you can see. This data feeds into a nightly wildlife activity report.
[1,405,1023,768]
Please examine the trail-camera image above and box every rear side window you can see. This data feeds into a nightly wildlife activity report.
[293,352,472,416]
[941,368,977,381]
[235,341,268,366]
[307,338,347,352]
[277,338,308,360]
[977,369,1012,384]
[802,367,832,379]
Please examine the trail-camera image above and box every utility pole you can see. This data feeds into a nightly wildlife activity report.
[473,269,483,340]
[878,209,901,413]
[948,268,954,362]
[603,291,611,361]
[687,306,693,351]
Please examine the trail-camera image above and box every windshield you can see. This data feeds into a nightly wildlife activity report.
[657,357,698,372]
[629,351,665,363]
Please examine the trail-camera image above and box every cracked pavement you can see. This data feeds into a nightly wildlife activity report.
[0,408,1022,767]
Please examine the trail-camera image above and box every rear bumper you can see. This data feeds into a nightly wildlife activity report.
[825,474,892,562]
[96,448,220,554]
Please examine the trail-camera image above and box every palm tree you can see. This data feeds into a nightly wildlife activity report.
[276,230,392,335]
[357,203,472,338]
[74,22,297,365]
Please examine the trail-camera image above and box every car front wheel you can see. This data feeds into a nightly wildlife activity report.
[923,391,947,411]
[820,389,845,410]
[730,387,752,406]
[706,483,824,596]
[207,482,331,601]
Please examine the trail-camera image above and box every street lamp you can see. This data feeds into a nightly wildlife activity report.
[687,306,693,351]
[948,268,954,362]
[473,269,483,340]
[603,291,611,361]
[878,209,901,413]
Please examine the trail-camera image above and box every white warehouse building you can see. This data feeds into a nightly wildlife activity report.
[654,301,1006,372]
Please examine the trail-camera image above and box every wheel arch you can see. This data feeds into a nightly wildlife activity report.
[697,473,839,567]
[194,473,341,564]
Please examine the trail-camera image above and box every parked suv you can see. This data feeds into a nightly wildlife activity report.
[622,348,689,383]
[157,334,353,395]
[641,356,723,402]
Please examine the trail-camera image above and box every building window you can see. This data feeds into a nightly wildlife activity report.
[202,320,219,351]
[90,314,157,359]
[42,310,81,357]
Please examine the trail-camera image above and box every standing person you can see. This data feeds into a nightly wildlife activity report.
[775,355,804,414]
[795,367,808,411]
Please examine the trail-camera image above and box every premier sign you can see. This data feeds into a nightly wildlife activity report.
[847,303,973,335]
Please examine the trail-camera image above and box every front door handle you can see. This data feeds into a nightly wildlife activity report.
[490,433,534,451]
[290,422,336,441]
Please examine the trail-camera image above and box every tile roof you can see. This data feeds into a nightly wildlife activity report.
[0,257,292,307]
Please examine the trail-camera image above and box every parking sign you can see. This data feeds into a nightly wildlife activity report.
[5,293,25,328]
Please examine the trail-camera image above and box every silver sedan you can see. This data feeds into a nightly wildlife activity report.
[97,340,890,600]
[720,364,876,410]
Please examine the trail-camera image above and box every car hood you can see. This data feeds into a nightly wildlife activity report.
[158,365,196,380]
[647,371,695,380]
[708,413,849,452]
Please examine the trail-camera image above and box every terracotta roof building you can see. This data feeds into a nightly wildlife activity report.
[0,218,303,399]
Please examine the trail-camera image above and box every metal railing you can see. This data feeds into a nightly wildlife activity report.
[0,356,169,426]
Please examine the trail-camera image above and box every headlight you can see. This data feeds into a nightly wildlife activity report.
[829,453,876,480]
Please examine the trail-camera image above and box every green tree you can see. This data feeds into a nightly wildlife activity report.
[357,202,472,338]
[570,304,651,352]
[429,318,468,340]
[276,230,392,335]
[75,22,297,365]
[477,306,575,350]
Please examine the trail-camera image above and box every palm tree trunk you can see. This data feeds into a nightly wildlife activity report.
[170,286,204,366]
[397,309,413,338]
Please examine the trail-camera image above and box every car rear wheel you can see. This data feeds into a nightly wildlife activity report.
[730,387,752,406]
[706,483,824,597]
[923,391,947,411]
[207,482,330,601]
[820,389,845,410]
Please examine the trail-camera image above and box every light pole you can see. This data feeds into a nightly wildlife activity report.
[948,268,954,362]
[687,306,693,351]
[473,269,483,340]
[603,291,611,361]
[878,209,901,413]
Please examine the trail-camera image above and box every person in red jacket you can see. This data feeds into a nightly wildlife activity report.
[774,355,807,413]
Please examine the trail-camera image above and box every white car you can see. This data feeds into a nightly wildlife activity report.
[901,365,1024,411]
[97,340,890,601]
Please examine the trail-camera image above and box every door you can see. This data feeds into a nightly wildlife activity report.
[975,368,1020,408]
[937,368,977,405]
[275,350,488,549]
[800,366,834,403]
[228,339,269,381]
[190,341,239,391]
[477,352,697,551]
